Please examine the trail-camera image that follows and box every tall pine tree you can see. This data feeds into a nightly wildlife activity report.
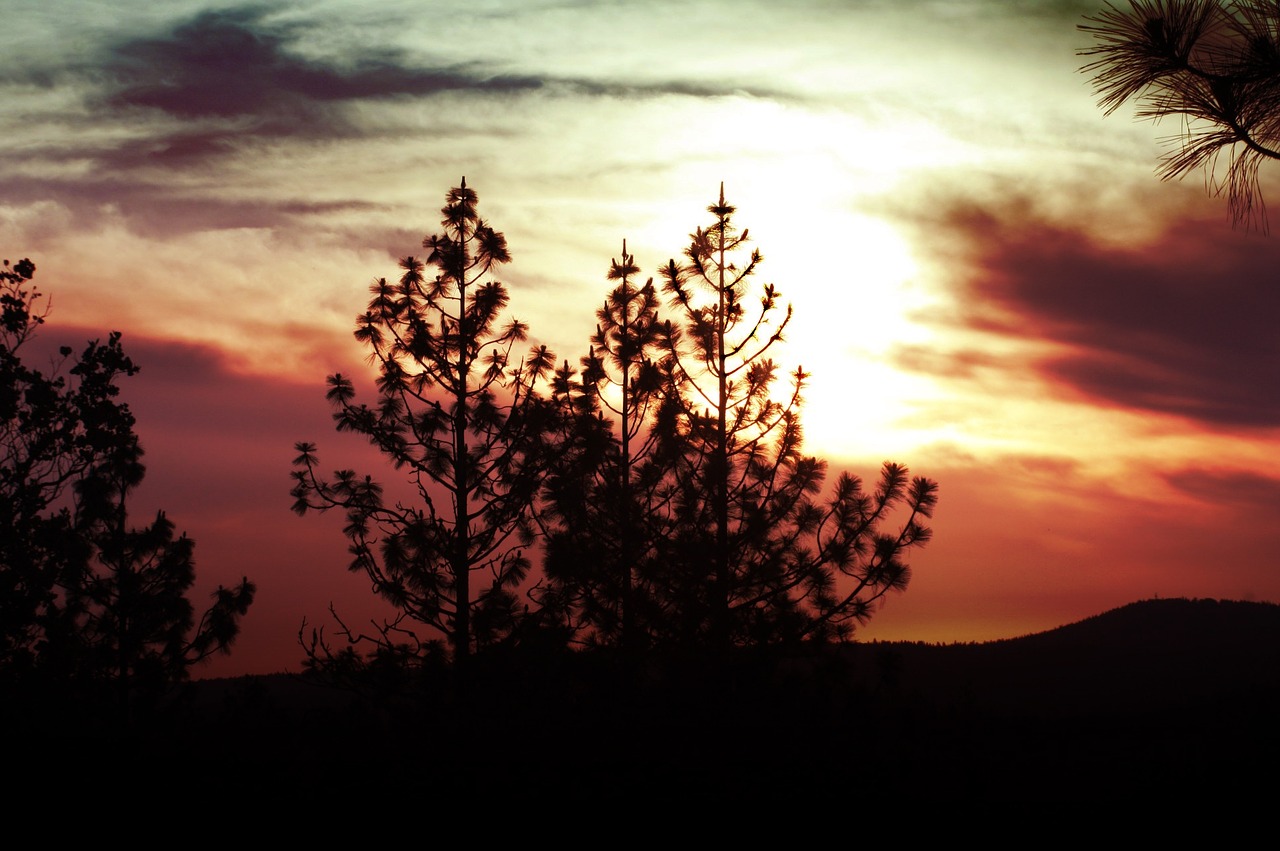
[293,180,556,667]
[538,241,673,650]
[657,186,938,649]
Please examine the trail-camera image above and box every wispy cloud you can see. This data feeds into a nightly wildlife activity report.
[94,7,543,163]
[106,8,540,115]
[908,199,1280,429]
[1164,466,1280,510]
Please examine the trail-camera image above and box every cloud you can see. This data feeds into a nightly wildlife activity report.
[1,6,549,240]
[554,77,793,102]
[101,8,542,132]
[1164,467,1280,510]
[94,5,793,158]
[5,4,792,242]
[0,171,398,239]
[907,200,1280,429]
[891,345,1011,382]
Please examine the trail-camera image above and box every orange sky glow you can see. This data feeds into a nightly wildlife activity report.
[4,0,1280,676]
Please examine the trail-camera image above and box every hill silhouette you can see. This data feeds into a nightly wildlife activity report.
[851,597,1280,715]
[10,597,1277,805]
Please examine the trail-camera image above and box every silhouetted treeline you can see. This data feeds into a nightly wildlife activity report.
[292,179,937,682]
[10,598,1276,805]
[0,258,253,723]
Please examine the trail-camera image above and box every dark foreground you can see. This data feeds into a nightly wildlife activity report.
[9,598,1280,804]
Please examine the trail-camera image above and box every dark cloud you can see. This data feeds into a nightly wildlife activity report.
[892,345,1009,381]
[911,203,1280,428]
[104,130,246,169]
[0,7,548,239]
[1165,467,1280,509]
[3,5,788,240]
[105,7,783,123]
[96,7,787,157]
[0,173,395,244]
[103,8,541,130]
[559,77,792,102]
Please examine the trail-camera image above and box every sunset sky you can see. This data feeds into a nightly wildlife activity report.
[5,0,1280,678]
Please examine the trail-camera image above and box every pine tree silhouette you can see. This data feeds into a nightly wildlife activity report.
[293,180,556,668]
[655,187,938,649]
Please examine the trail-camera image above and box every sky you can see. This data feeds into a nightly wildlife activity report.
[4,0,1280,678]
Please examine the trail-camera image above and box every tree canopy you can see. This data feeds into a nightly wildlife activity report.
[0,257,254,715]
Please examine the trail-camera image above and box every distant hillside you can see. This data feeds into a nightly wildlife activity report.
[851,597,1280,716]
[1008,596,1280,651]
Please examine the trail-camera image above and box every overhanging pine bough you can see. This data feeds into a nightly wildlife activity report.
[1080,0,1280,227]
